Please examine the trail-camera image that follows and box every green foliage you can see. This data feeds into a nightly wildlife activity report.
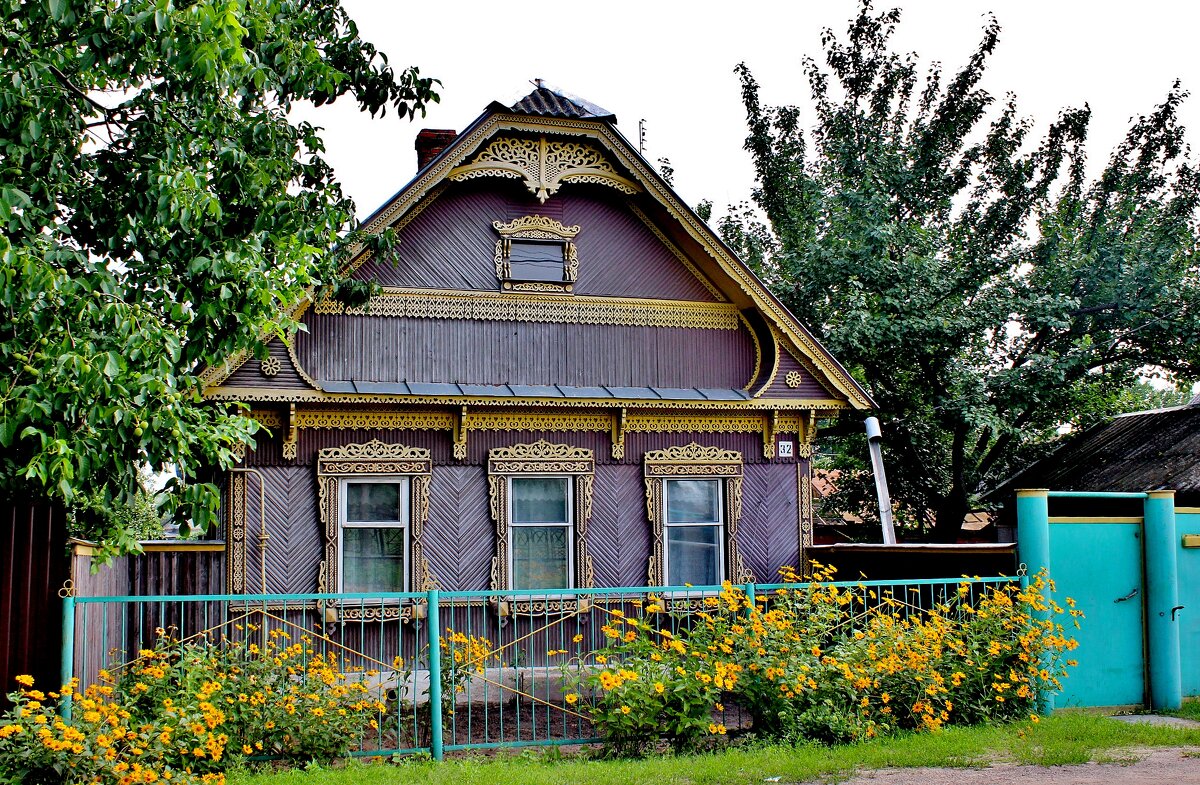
[0,0,438,547]
[0,627,387,783]
[565,572,1078,755]
[726,1,1200,537]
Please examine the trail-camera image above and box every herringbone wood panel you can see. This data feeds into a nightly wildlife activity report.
[740,465,798,582]
[250,467,321,594]
[427,466,492,590]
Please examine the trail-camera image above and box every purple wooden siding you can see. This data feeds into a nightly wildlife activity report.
[244,428,452,468]
[760,349,841,400]
[242,467,321,594]
[622,431,769,464]
[425,466,492,591]
[234,429,801,593]
[356,184,511,290]
[1,500,67,704]
[355,183,720,303]
[294,316,755,390]
[591,463,652,587]
[738,463,800,582]
[561,192,718,301]
[222,340,313,390]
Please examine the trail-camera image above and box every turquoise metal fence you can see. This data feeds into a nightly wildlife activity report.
[64,576,1015,759]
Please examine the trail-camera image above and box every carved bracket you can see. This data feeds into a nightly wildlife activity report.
[450,136,642,203]
[282,403,298,461]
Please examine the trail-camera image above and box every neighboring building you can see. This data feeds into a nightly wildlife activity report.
[987,394,1200,519]
[199,85,873,611]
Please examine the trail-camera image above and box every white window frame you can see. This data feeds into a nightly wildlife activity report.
[506,475,575,592]
[337,476,411,595]
[661,478,727,588]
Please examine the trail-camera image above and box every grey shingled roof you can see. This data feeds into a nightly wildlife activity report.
[986,400,1200,501]
[508,84,616,122]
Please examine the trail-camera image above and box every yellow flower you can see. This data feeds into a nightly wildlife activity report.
[14,675,34,687]
[572,634,583,644]
[620,705,631,715]
[595,655,607,664]
[565,693,579,705]
[654,682,665,694]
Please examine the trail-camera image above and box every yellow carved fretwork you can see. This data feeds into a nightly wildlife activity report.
[449,136,642,203]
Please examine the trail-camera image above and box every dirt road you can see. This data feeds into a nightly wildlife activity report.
[817,747,1200,785]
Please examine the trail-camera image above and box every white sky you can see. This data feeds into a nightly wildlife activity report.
[301,0,1200,222]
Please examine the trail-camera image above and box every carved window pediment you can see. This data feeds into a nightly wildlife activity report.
[316,440,435,622]
[487,440,595,615]
[493,215,581,293]
[644,443,753,588]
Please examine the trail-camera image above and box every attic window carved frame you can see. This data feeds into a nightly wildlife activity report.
[644,443,754,603]
[487,440,596,615]
[316,439,435,622]
[493,216,581,293]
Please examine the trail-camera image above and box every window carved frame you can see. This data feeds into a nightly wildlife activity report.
[493,215,581,293]
[644,443,754,590]
[487,440,595,615]
[316,439,434,622]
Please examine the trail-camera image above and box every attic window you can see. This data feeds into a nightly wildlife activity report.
[493,215,581,293]
[507,240,568,283]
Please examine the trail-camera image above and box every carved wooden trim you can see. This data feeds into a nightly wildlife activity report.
[487,441,595,613]
[643,443,752,585]
[315,440,436,619]
[448,136,642,203]
[226,473,248,594]
[313,288,742,331]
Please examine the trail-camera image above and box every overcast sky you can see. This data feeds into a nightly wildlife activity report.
[300,0,1200,221]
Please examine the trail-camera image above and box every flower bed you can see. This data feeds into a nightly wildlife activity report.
[559,567,1081,754]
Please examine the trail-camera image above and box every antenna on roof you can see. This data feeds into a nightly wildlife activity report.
[532,77,545,89]
[638,119,646,154]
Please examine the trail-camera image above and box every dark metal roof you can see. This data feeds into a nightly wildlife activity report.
[506,84,616,122]
[986,401,1200,500]
[315,380,751,402]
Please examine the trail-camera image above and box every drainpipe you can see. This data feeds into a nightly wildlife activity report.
[864,417,897,545]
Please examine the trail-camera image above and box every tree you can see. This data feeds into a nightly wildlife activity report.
[0,0,438,557]
[726,1,1200,540]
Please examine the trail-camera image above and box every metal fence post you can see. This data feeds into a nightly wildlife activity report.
[1015,489,1053,714]
[426,588,444,761]
[1144,490,1181,711]
[59,583,75,720]
[744,583,756,617]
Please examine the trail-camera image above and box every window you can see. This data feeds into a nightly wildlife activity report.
[487,440,596,613]
[315,440,434,621]
[644,443,754,588]
[664,479,724,587]
[506,240,568,283]
[509,476,572,590]
[340,478,409,593]
[492,215,580,293]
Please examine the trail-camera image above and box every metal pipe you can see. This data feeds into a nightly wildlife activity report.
[864,417,897,545]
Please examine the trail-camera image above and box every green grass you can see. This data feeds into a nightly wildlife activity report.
[226,714,1200,785]
[1170,700,1200,722]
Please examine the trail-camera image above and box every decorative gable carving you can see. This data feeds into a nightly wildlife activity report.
[449,136,642,203]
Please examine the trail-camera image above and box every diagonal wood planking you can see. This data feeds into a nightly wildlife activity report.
[739,464,798,582]
[246,467,321,594]
[426,466,492,590]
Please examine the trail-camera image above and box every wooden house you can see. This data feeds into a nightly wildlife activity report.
[199,85,874,612]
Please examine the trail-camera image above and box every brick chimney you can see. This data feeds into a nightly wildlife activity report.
[415,129,457,171]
